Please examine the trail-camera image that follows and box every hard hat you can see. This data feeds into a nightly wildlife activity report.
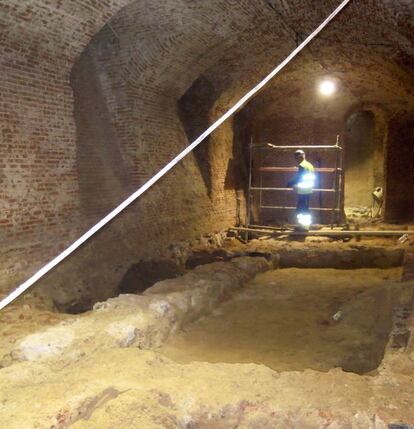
[295,149,305,156]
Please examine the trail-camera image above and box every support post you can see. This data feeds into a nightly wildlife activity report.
[330,135,341,229]
[259,147,263,223]
[338,135,345,223]
[245,136,253,241]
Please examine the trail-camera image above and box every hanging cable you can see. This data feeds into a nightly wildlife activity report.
[0,0,352,311]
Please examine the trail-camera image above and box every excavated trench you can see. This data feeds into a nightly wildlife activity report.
[1,243,414,428]
[156,246,412,375]
[2,243,410,377]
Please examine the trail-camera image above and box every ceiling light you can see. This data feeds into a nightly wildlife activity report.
[319,79,336,96]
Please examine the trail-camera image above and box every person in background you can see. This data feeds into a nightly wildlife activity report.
[287,149,315,229]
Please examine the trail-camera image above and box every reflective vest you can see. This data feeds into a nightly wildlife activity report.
[295,160,315,195]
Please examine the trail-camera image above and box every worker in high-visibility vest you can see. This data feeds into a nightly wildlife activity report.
[288,149,315,228]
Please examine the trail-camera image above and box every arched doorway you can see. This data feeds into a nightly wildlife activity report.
[344,110,384,219]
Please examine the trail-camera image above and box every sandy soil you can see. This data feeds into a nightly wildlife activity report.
[0,295,68,364]
[159,268,403,374]
[0,240,413,428]
[1,341,414,428]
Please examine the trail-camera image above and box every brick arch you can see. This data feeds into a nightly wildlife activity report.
[0,0,135,295]
[1,0,414,308]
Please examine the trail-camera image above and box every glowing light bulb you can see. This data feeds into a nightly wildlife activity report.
[319,80,336,96]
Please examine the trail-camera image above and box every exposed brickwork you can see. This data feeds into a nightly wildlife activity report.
[1,0,414,307]
[231,42,414,224]
[0,0,130,294]
[0,0,275,306]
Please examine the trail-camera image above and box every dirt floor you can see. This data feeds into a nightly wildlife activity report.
[159,268,403,374]
[2,346,414,429]
[0,294,68,363]
[1,237,414,428]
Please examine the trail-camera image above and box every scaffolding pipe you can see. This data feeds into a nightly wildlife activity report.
[330,136,341,229]
[230,227,414,237]
[260,206,341,211]
[259,166,341,173]
[245,137,253,241]
[251,187,335,192]
[253,144,343,150]
[248,224,334,231]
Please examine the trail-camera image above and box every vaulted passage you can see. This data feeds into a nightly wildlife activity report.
[1,1,414,427]
[2,0,414,309]
[1,241,414,428]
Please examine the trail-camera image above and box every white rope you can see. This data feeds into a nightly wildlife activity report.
[0,0,351,311]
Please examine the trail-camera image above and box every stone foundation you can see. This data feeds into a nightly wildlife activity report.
[4,256,275,364]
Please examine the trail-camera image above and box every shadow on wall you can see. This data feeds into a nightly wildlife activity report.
[178,76,219,197]
[386,114,414,222]
[118,259,183,295]
[342,107,390,222]
[343,107,414,223]
[71,44,129,220]
[344,111,376,208]
[232,108,250,194]
[233,109,252,224]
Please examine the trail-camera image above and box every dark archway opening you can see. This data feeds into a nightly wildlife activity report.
[344,110,386,221]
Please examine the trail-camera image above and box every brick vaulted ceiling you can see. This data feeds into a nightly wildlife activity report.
[0,0,413,305]
[100,0,414,119]
[1,1,413,122]
[2,0,413,187]
[99,1,414,118]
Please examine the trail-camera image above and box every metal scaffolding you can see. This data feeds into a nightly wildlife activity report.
[246,136,344,230]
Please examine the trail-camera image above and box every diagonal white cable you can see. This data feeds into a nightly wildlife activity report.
[0,0,351,311]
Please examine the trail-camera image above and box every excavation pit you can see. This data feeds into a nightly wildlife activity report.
[1,245,414,428]
[159,260,412,375]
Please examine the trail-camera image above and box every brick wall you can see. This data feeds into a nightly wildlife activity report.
[0,0,130,296]
[1,0,414,310]
[1,0,277,310]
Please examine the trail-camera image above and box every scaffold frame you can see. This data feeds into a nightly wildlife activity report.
[246,136,344,231]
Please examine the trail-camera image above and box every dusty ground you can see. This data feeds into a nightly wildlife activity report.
[159,268,403,374]
[1,337,414,428]
[0,294,68,363]
[0,238,414,428]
